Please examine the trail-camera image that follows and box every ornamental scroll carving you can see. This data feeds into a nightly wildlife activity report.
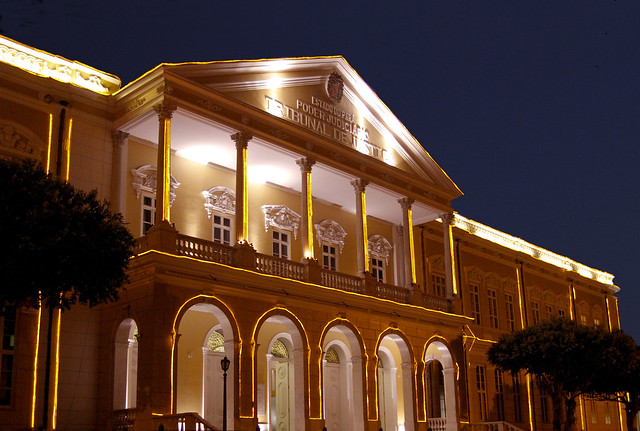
[262,205,301,239]
[314,220,347,253]
[368,234,392,264]
[131,164,180,205]
[202,186,235,218]
[0,122,46,161]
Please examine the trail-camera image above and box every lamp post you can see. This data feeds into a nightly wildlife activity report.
[220,356,230,431]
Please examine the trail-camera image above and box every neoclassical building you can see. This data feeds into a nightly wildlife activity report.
[0,34,625,431]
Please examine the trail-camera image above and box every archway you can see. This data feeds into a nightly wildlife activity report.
[322,323,366,431]
[377,334,415,431]
[113,318,138,410]
[255,313,306,431]
[176,302,235,429]
[424,340,457,431]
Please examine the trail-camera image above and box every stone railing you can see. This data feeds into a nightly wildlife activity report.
[375,281,411,303]
[136,226,453,313]
[427,417,447,431]
[255,253,305,281]
[466,422,526,431]
[176,234,234,265]
[152,412,219,431]
[320,269,364,293]
[422,293,453,313]
[110,408,136,431]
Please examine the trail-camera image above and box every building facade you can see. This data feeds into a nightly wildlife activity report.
[0,35,625,431]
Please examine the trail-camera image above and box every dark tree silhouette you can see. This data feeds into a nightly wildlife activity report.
[488,318,619,431]
[0,158,134,429]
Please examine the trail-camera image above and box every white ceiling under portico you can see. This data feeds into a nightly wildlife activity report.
[122,108,442,225]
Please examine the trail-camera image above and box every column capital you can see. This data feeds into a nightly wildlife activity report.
[441,212,455,226]
[111,130,129,147]
[296,157,315,173]
[398,197,414,210]
[350,178,368,193]
[231,131,252,149]
[153,101,177,120]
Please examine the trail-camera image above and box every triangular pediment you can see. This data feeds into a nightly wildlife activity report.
[165,57,461,198]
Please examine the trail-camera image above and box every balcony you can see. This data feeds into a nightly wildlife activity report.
[134,227,452,313]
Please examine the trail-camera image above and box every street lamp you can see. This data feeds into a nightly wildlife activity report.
[220,356,231,431]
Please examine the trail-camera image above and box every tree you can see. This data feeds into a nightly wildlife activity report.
[587,331,640,431]
[0,158,135,429]
[487,318,613,431]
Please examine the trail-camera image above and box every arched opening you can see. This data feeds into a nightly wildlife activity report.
[321,323,365,431]
[424,341,457,431]
[176,302,235,429]
[255,314,305,431]
[377,334,415,431]
[113,318,138,410]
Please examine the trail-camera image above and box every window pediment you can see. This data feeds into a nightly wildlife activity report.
[0,121,46,161]
[202,186,235,218]
[315,219,347,253]
[368,234,392,264]
[262,205,300,239]
[131,164,180,204]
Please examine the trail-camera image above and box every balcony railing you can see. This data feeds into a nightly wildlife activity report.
[466,422,526,431]
[427,417,447,431]
[152,412,219,431]
[135,231,452,313]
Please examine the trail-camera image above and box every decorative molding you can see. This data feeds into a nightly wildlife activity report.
[398,197,414,211]
[296,157,315,173]
[485,272,501,289]
[429,255,445,274]
[154,101,177,120]
[231,132,252,149]
[262,205,301,239]
[466,266,483,284]
[111,130,129,148]
[0,121,46,161]
[368,234,392,264]
[202,186,235,218]
[131,164,180,204]
[350,178,368,193]
[0,36,120,94]
[326,72,345,104]
[315,219,347,253]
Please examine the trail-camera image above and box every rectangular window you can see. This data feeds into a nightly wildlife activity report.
[470,284,481,325]
[488,289,499,328]
[272,230,289,259]
[432,274,446,298]
[371,257,385,282]
[141,194,156,235]
[323,245,337,271]
[558,309,566,317]
[540,386,550,423]
[591,400,598,424]
[580,314,588,325]
[544,304,553,320]
[213,214,233,245]
[505,294,515,331]
[0,307,16,406]
[512,372,523,423]
[604,402,611,424]
[494,368,505,421]
[476,365,488,421]
[532,302,540,324]
[594,317,601,327]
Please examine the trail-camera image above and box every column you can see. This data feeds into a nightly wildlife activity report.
[111,130,129,215]
[351,179,369,277]
[231,132,252,243]
[443,367,458,431]
[441,213,458,297]
[153,102,176,224]
[399,198,417,287]
[296,157,315,258]
[392,225,406,287]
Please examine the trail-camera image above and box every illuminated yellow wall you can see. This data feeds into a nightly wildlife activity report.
[176,309,220,415]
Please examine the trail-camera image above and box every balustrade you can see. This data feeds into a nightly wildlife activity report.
[152,412,218,431]
[135,233,452,312]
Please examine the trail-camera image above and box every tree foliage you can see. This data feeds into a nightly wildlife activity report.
[488,317,636,431]
[0,158,134,309]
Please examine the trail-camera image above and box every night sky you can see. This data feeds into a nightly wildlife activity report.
[2,1,638,340]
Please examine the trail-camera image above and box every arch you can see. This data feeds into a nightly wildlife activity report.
[320,320,367,431]
[113,318,138,410]
[253,309,308,431]
[174,297,238,429]
[376,329,415,431]
[423,338,457,431]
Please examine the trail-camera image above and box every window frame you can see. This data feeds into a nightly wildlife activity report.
[271,229,290,260]
[140,192,156,235]
[212,213,234,246]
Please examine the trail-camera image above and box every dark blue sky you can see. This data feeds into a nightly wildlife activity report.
[2,1,638,340]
